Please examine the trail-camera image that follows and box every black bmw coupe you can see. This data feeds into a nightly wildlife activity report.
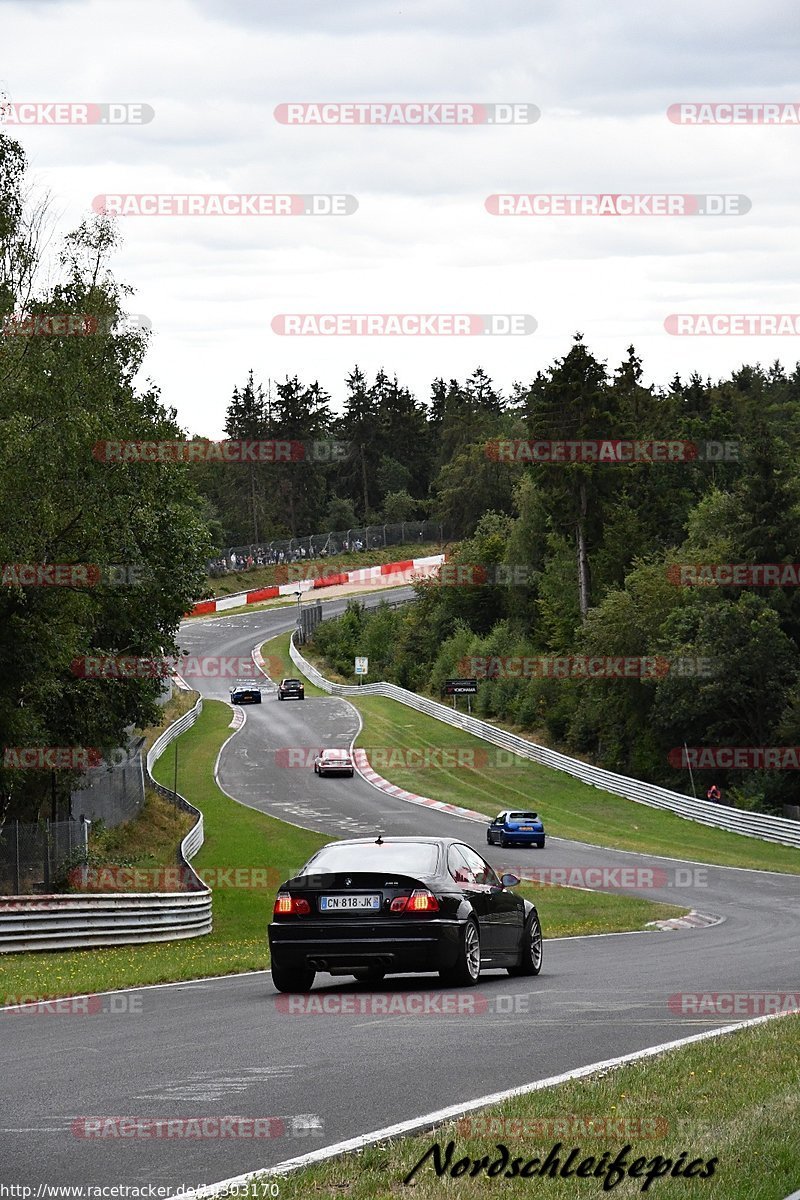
[267,836,543,992]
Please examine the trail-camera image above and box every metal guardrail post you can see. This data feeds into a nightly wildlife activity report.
[13,821,19,896]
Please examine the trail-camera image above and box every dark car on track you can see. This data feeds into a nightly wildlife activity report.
[277,677,305,701]
[487,810,546,849]
[314,748,354,777]
[268,835,543,992]
[229,679,263,705]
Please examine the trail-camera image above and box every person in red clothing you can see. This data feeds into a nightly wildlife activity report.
[706,783,722,803]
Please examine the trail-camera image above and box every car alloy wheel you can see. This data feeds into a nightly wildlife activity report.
[440,918,481,987]
[508,912,543,977]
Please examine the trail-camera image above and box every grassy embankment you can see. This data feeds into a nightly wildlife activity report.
[294,635,800,875]
[273,1013,800,1200]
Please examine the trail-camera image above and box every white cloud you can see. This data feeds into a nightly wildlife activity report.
[2,0,799,433]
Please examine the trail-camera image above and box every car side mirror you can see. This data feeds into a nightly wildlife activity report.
[500,873,520,888]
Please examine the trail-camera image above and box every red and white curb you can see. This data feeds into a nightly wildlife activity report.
[186,553,445,618]
[228,707,246,731]
[251,645,270,678]
[352,748,487,825]
[648,910,724,932]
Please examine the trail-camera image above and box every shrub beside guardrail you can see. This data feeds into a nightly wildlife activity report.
[0,699,212,954]
[289,637,800,851]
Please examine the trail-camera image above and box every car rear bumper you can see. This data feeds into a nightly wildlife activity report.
[318,766,354,775]
[268,918,462,973]
[504,832,545,845]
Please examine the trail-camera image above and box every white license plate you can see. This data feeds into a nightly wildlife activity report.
[320,894,381,911]
[519,826,533,831]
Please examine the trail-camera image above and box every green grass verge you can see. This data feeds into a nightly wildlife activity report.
[76,791,195,890]
[207,542,443,598]
[272,1013,800,1199]
[345,695,800,875]
[0,701,325,1003]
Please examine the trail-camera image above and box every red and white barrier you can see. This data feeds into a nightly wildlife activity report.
[186,554,445,618]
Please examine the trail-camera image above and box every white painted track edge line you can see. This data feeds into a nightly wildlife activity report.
[181,1009,798,1196]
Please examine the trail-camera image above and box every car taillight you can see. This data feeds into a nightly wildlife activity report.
[390,889,439,913]
[273,895,310,916]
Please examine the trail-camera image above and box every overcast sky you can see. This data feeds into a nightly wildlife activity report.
[2,0,799,435]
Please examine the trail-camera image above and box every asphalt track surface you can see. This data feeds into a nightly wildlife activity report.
[3,589,799,1191]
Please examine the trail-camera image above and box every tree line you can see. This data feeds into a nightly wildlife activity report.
[308,340,800,815]
[0,134,212,823]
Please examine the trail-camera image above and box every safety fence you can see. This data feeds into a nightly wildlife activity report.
[0,819,87,896]
[207,520,445,576]
[0,699,211,953]
[289,638,800,850]
[69,739,146,827]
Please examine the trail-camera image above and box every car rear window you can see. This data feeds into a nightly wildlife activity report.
[301,842,439,875]
[509,812,539,820]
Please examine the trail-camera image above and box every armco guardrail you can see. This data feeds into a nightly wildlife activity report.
[290,637,800,850]
[0,699,211,953]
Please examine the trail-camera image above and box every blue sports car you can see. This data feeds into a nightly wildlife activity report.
[487,810,545,849]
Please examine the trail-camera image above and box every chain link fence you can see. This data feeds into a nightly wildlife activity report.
[68,738,146,828]
[207,520,445,576]
[0,818,87,894]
